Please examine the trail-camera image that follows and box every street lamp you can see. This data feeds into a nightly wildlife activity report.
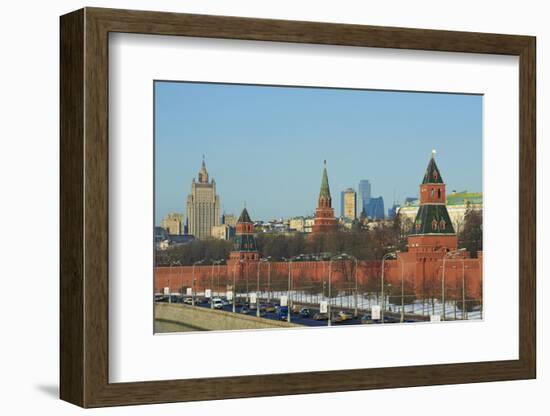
[381,252,397,323]
[176,260,184,299]
[216,260,222,299]
[282,256,300,323]
[232,259,244,313]
[209,259,222,309]
[168,261,173,303]
[256,257,270,317]
[263,257,272,303]
[191,259,204,306]
[337,253,359,317]
[283,257,293,323]
[441,248,466,320]
[328,254,344,327]
[397,254,405,323]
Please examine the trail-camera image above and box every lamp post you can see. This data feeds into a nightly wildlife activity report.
[286,257,293,323]
[245,262,249,304]
[209,260,222,309]
[398,254,404,323]
[216,261,222,298]
[232,259,244,313]
[337,253,358,317]
[462,263,467,320]
[442,248,466,320]
[265,257,271,303]
[328,254,343,327]
[168,261,173,303]
[176,260,184,298]
[256,257,270,317]
[191,259,204,306]
[210,260,215,309]
[381,252,397,323]
[256,260,261,317]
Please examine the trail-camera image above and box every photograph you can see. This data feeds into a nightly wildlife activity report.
[153,81,484,333]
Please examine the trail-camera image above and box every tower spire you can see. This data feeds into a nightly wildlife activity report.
[319,160,331,199]
[198,154,209,183]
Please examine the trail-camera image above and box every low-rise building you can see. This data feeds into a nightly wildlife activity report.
[304,217,315,233]
[161,212,183,235]
[222,213,237,227]
[397,191,482,233]
[211,224,234,240]
[289,216,305,232]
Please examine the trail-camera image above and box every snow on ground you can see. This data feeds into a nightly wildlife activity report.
[194,290,482,321]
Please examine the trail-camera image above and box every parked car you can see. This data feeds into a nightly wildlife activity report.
[313,312,329,321]
[264,303,276,312]
[212,299,224,309]
[276,306,289,320]
[337,311,354,321]
[240,306,250,314]
[360,313,373,324]
[183,297,193,305]
[299,308,312,318]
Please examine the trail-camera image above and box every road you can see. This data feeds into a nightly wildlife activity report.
[157,296,421,327]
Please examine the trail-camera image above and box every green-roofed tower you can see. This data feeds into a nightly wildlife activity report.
[312,161,337,234]
[228,207,259,264]
[408,150,458,252]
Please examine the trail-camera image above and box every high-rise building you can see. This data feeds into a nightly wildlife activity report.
[366,196,385,220]
[312,161,337,234]
[342,188,357,220]
[186,157,221,239]
[358,179,371,215]
[161,212,183,235]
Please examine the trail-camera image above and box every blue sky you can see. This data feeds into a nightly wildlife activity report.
[155,81,482,225]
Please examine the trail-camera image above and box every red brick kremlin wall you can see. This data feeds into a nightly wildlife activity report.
[155,257,482,299]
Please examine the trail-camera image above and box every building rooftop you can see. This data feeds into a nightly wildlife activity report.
[447,192,483,206]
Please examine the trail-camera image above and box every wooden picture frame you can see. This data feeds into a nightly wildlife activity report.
[60,7,536,408]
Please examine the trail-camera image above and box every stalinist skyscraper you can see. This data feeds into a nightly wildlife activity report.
[186,157,221,239]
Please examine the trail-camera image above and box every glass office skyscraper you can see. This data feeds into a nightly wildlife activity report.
[358,179,371,215]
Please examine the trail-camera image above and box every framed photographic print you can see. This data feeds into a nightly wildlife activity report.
[60,7,536,408]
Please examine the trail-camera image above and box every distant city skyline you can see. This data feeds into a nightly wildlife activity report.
[155,81,482,226]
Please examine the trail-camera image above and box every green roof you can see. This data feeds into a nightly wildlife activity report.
[238,208,252,223]
[422,156,444,184]
[411,204,455,235]
[447,192,483,206]
[319,162,331,199]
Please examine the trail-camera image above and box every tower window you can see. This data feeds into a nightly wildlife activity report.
[431,219,438,231]
[437,189,441,199]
